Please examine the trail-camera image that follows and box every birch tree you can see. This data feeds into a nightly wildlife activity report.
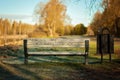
[36,0,66,37]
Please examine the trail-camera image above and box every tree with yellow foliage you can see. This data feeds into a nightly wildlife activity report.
[36,0,67,37]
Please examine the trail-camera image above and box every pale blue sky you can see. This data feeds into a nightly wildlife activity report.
[0,0,102,26]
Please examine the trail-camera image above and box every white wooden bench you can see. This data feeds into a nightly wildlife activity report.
[23,37,89,64]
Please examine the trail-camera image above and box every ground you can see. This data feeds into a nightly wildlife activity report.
[0,36,120,80]
[0,61,120,80]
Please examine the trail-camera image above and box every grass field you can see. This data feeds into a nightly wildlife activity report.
[0,36,120,80]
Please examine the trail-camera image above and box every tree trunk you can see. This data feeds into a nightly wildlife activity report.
[115,17,120,37]
[48,24,53,37]
[4,24,7,46]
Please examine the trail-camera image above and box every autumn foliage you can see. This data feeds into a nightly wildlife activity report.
[90,0,120,36]
[0,18,35,45]
[35,0,67,37]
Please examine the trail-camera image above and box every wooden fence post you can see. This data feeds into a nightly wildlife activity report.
[23,39,28,64]
[85,40,89,65]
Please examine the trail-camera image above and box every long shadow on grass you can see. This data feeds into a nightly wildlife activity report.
[7,57,120,80]
[28,56,86,64]
[89,56,120,64]
[28,55,103,64]
[88,56,102,64]
[11,64,42,80]
[61,62,120,80]
[0,66,27,80]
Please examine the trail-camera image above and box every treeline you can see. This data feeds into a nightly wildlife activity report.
[89,0,120,36]
[0,18,35,36]
[30,23,87,37]
[0,18,35,45]
[64,24,87,35]
[0,17,87,39]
